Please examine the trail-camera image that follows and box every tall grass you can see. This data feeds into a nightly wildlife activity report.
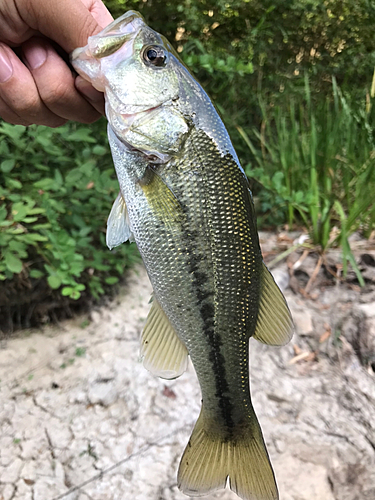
[240,76,375,284]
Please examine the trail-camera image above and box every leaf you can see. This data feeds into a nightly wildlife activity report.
[66,128,95,143]
[65,168,83,185]
[6,178,22,189]
[5,253,23,274]
[29,269,44,279]
[22,233,49,244]
[33,178,56,191]
[105,276,119,285]
[22,217,39,223]
[54,169,63,187]
[92,145,107,156]
[1,159,15,173]
[11,203,28,222]
[48,275,62,289]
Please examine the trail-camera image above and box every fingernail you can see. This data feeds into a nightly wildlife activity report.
[0,45,13,83]
[24,43,47,70]
[76,78,103,102]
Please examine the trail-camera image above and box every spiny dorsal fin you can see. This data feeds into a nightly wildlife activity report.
[253,262,294,346]
[106,191,134,250]
[141,297,189,380]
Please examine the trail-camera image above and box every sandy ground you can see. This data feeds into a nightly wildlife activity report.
[1,259,375,500]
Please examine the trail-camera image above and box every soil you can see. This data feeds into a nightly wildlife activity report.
[0,231,374,500]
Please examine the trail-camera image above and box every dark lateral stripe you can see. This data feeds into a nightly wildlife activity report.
[183,235,235,432]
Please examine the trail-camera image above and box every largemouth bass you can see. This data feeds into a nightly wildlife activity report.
[72,11,293,500]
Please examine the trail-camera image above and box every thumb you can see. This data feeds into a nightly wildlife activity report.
[18,0,113,52]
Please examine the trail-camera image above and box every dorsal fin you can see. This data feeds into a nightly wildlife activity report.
[141,297,189,380]
[253,262,294,346]
[106,191,134,249]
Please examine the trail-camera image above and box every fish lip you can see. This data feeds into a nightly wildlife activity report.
[71,10,143,61]
[70,11,144,88]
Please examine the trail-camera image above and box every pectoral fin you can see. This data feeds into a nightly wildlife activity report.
[253,262,294,346]
[106,192,134,250]
[141,297,189,380]
[140,168,183,227]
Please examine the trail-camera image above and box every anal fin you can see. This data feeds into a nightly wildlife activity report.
[141,297,189,380]
[253,262,294,346]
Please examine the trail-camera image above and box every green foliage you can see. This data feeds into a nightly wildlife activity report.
[2,0,374,310]
[104,0,375,124]
[0,120,138,301]
[241,77,375,280]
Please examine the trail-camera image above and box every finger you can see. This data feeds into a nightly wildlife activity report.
[22,37,101,123]
[0,95,31,125]
[20,0,113,52]
[80,0,113,28]
[0,42,66,127]
[75,75,105,115]
[74,1,113,115]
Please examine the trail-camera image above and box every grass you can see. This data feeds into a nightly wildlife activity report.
[240,76,375,284]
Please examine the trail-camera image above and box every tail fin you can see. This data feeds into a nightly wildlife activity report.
[177,407,278,500]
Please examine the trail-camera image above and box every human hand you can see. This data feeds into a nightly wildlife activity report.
[0,0,113,126]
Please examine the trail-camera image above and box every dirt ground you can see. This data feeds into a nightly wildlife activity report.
[0,232,375,500]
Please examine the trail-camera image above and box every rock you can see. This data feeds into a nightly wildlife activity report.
[271,266,290,292]
[45,419,73,449]
[11,479,33,500]
[0,484,15,500]
[358,302,375,318]
[276,454,335,500]
[341,305,375,368]
[88,382,118,407]
[20,440,39,460]
[69,390,88,405]
[0,458,23,483]
[0,437,18,467]
[20,460,36,482]
[89,310,102,325]
[292,309,314,335]
[360,290,375,304]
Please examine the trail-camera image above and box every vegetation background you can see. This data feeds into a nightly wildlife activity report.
[1,0,375,331]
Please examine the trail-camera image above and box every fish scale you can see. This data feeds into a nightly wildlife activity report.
[156,128,262,429]
[71,10,293,500]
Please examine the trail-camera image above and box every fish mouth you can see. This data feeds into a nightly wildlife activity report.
[71,11,144,92]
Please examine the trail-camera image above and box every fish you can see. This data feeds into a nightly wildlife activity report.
[71,11,293,500]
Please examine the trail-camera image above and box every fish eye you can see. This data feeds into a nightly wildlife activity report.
[143,45,167,67]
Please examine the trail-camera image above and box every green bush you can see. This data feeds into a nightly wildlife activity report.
[0,120,138,305]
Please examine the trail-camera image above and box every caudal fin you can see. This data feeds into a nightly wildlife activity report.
[177,408,278,500]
